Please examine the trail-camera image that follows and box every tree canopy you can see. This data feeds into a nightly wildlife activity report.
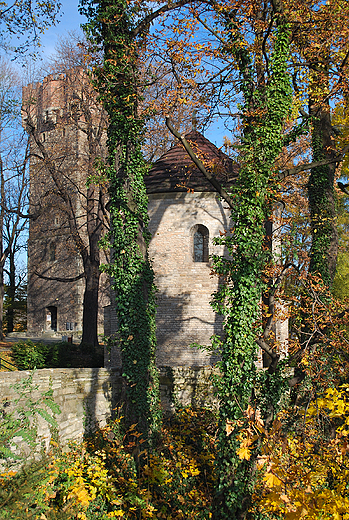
[0,0,62,57]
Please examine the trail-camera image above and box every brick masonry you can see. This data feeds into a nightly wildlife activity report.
[23,71,109,336]
[149,191,230,366]
[105,191,232,368]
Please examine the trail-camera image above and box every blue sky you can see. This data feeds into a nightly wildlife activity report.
[3,0,227,152]
[37,0,228,146]
[39,0,86,58]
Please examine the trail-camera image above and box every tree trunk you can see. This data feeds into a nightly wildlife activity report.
[81,258,100,347]
[0,153,5,341]
[5,249,15,333]
[0,266,4,340]
[308,82,338,286]
[89,0,162,440]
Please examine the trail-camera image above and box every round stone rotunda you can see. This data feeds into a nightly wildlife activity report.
[106,130,237,367]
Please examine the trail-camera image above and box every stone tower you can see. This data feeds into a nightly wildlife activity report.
[23,70,109,337]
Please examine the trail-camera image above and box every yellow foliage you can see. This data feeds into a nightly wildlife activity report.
[263,471,283,488]
[236,445,252,460]
[333,102,349,175]
[3,409,216,519]
[250,385,349,519]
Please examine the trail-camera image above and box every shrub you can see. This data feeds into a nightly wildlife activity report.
[0,371,61,467]
[0,408,217,519]
[10,341,104,370]
[0,372,61,519]
[248,386,349,519]
[11,341,47,370]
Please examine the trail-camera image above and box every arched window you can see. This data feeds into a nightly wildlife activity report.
[49,242,56,262]
[193,224,209,262]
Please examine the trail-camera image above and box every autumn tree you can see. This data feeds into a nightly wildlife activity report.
[0,59,28,340]
[79,0,204,438]
[80,0,160,438]
[152,0,349,517]
[285,1,349,286]
[1,138,28,334]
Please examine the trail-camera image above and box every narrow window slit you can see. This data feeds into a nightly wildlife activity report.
[193,225,209,262]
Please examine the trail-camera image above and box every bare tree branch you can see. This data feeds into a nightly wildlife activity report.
[33,270,85,283]
[132,0,193,37]
[277,145,349,180]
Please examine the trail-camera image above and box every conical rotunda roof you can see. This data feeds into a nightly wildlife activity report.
[145,130,238,194]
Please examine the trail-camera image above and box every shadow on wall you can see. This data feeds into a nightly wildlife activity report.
[156,290,222,367]
[105,289,223,369]
[160,366,219,414]
[149,194,231,368]
[69,367,123,439]
[80,365,220,436]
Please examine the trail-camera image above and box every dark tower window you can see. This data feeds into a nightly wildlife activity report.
[193,225,209,262]
[49,242,56,262]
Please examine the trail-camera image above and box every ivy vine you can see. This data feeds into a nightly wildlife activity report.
[308,122,337,287]
[80,0,161,440]
[211,18,293,520]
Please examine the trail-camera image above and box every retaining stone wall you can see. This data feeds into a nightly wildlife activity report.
[0,366,219,450]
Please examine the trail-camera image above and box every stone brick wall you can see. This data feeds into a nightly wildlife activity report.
[0,367,218,450]
[106,191,232,368]
[0,368,122,450]
[149,191,230,366]
[159,365,219,413]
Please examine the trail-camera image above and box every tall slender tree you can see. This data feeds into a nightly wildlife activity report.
[0,60,28,340]
[79,0,194,437]
[2,139,28,334]
[80,0,163,437]
[159,0,349,516]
